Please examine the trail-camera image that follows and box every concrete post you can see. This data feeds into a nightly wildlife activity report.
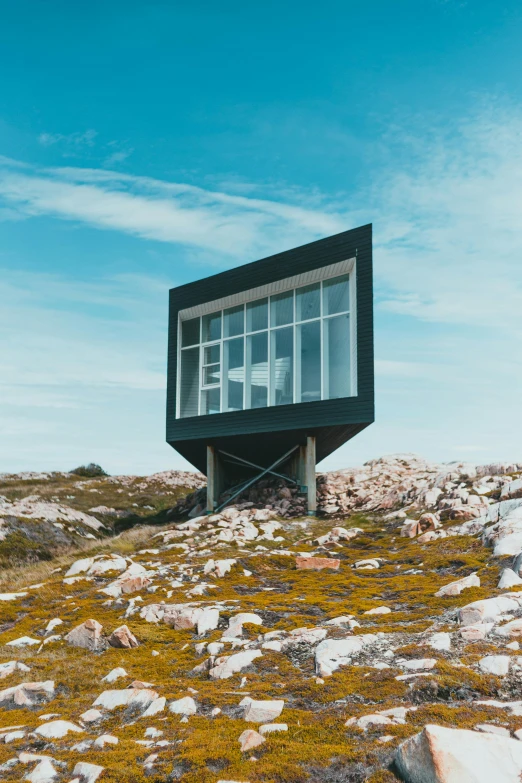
[306,435,317,515]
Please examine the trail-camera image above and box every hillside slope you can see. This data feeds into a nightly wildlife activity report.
[2,455,522,782]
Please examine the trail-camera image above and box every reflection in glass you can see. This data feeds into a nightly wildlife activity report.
[271,326,293,406]
[180,347,199,418]
[270,291,293,327]
[323,313,350,399]
[181,317,200,347]
[203,365,220,385]
[202,312,221,342]
[297,321,321,402]
[323,274,350,316]
[203,344,220,364]
[246,298,268,332]
[200,387,220,415]
[296,283,320,322]
[224,305,244,337]
[223,337,244,411]
[246,332,268,409]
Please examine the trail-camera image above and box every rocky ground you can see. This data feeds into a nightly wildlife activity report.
[2,455,522,782]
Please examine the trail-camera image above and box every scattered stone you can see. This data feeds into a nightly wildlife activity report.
[142,697,166,717]
[242,698,284,723]
[428,632,451,651]
[478,655,510,676]
[0,592,28,601]
[354,559,382,570]
[400,658,437,671]
[6,636,40,647]
[495,619,522,638]
[498,569,522,589]
[238,729,265,751]
[364,606,391,615]
[227,613,262,637]
[102,667,128,683]
[459,622,493,641]
[169,697,197,716]
[0,681,54,706]
[93,688,158,711]
[315,635,377,676]
[209,650,262,680]
[93,734,118,748]
[435,573,480,597]
[35,720,83,739]
[25,759,57,782]
[71,762,105,782]
[259,723,288,734]
[197,608,220,635]
[108,625,139,649]
[0,660,31,679]
[295,556,340,571]
[80,709,103,723]
[65,619,104,651]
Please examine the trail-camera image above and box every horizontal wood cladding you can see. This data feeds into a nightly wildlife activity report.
[166,224,374,473]
[167,396,373,442]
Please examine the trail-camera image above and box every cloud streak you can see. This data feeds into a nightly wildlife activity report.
[0,161,347,259]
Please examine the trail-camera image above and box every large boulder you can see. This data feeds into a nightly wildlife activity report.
[481,499,522,555]
[458,594,522,626]
[395,724,522,782]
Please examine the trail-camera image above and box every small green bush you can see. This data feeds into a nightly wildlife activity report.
[69,462,108,478]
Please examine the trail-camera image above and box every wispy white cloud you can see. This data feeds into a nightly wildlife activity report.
[0,159,348,260]
[104,148,134,166]
[373,104,522,331]
[38,129,98,149]
[0,270,167,398]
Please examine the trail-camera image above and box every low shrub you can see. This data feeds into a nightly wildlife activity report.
[69,462,108,478]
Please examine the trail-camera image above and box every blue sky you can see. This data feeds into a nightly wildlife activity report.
[1,0,521,474]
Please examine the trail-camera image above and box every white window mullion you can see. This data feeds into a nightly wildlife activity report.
[219,311,224,412]
[176,313,181,418]
[319,280,324,400]
[198,343,202,416]
[267,296,272,407]
[292,290,297,404]
[242,304,247,412]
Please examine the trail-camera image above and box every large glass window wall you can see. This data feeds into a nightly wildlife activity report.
[178,273,353,417]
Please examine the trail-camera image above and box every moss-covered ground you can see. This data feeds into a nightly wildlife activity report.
[1,510,521,782]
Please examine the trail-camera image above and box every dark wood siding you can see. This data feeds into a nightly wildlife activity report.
[166,224,374,473]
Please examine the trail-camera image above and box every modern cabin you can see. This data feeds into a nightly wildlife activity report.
[166,223,374,513]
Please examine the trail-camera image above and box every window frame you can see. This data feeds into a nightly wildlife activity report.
[177,266,356,418]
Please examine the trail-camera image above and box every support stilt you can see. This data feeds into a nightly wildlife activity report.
[206,445,224,513]
[305,435,317,515]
